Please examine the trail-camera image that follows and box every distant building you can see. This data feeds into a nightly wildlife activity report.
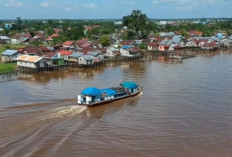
[0,36,10,44]
[114,21,122,25]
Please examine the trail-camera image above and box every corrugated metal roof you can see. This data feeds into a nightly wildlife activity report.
[80,55,94,60]
[88,51,101,56]
[69,52,83,58]
[0,36,10,40]
[172,35,183,44]
[1,50,19,56]
[17,55,43,63]
[107,47,118,51]
[159,39,169,45]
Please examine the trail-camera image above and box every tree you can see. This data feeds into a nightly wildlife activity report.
[122,10,152,39]
[16,17,23,31]
[65,26,84,40]
[139,43,147,50]
[99,35,110,47]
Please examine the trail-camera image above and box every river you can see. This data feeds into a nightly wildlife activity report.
[0,51,232,157]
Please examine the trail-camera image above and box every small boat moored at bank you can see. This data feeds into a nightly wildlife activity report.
[77,81,142,106]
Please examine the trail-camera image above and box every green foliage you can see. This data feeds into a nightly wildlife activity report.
[123,10,152,39]
[52,35,68,45]
[0,63,17,73]
[47,28,55,36]
[65,26,84,40]
[31,40,43,46]
[139,43,147,50]
[179,29,189,37]
[99,35,110,47]
[16,17,23,31]
[126,30,136,40]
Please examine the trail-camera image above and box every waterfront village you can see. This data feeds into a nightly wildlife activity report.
[0,13,232,72]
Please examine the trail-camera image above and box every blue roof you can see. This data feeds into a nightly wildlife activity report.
[122,45,131,50]
[81,55,94,60]
[81,87,101,96]
[2,50,19,56]
[121,82,138,89]
[100,89,117,96]
[70,52,83,58]
[88,51,101,57]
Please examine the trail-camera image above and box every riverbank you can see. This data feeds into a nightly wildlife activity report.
[0,63,17,73]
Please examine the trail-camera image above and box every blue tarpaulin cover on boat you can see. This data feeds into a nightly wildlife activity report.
[100,89,117,96]
[81,87,101,96]
[121,82,138,89]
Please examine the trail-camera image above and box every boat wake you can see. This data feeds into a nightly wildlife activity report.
[35,105,87,122]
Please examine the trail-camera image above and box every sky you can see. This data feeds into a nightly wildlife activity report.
[0,0,231,19]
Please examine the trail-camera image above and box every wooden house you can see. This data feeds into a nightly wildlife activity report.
[1,50,20,63]
[0,36,10,44]
[16,55,46,68]
[42,52,64,66]
[148,42,159,51]
[88,50,104,62]
[63,41,75,51]
[105,47,120,58]
[120,46,140,57]
[78,55,95,65]
[69,52,83,63]
[59,50,73,61]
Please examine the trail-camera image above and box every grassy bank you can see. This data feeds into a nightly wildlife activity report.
[0,63,17,73]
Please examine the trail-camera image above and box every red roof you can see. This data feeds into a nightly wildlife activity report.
[98,48,107,53]
[149,36,164,41]
[80,42,93,48]
[79,48,96,54]
[54,28,62,33]
[76,38,89,45]
[148,42,159,47]
[63,41,74,46]
[189,30,203,36]
[24,46,50,54]
[59,50,73,56]
[119,40,134,46]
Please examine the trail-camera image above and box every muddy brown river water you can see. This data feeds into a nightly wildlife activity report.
[0,51,232,157]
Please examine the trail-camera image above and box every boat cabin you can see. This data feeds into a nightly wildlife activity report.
[77,82,139,106]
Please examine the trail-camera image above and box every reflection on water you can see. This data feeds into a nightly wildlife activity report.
[0,51,232,157]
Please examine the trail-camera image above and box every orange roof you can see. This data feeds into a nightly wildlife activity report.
[59,50,73,55]
[17,55,42,62]
[46,34,59,41]
[63,41,74,46]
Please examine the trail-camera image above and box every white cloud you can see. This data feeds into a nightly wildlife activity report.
[40,2,49,8]
[83,3,96,8]
[5,0,23,7]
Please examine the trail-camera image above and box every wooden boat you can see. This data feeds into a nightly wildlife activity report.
[77,81,142,106]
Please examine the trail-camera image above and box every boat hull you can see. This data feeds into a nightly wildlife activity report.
[79,87,142,107]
